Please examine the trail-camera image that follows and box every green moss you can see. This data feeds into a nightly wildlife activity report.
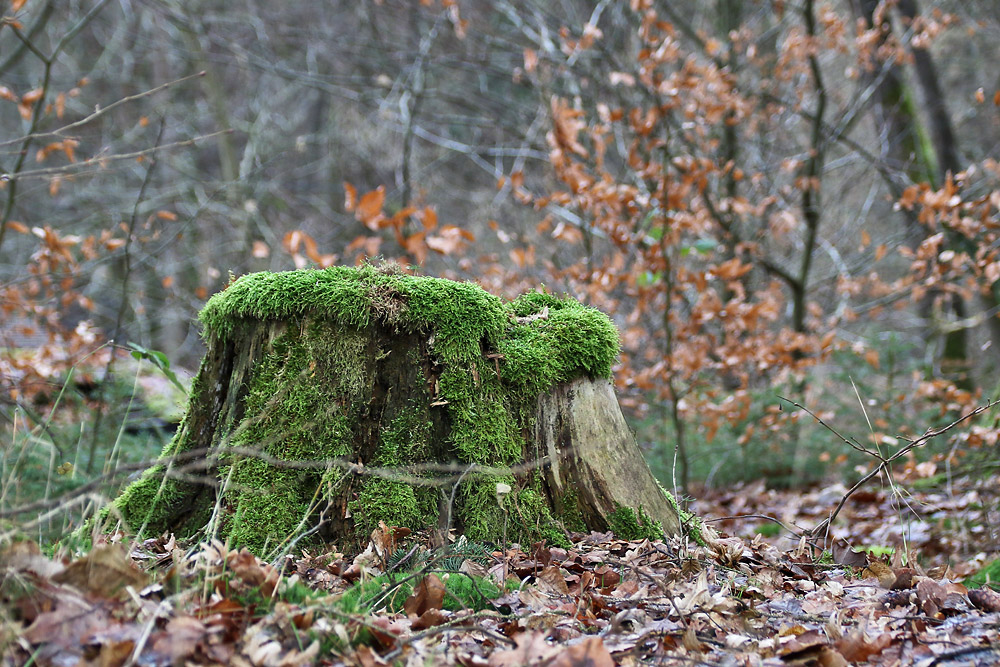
[510,487,571,548]
[200,266,509,365]
[754,522,781,538]
[111,463,185,532]
[201,271,619,390]
[501,291,620,397]
[350,478,435,537]
[439,368,521,465]
[227,465,311,555]
[553,486,587,534]
[349,408,439,536]
[457,475,511,542]
[101,372,212,536]
[607,503,664,541]
[965,559,1000,591]
[457,479,571,548]
[219,321,361,554]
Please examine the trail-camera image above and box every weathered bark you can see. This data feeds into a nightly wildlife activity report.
[533,379,680,535]
[101,267,680,556]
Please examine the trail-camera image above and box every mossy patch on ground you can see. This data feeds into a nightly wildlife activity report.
[110,266,622,555]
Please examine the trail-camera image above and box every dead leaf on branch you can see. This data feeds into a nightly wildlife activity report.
[549,97,589,158]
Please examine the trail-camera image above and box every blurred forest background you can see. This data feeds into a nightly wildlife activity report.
[2,0,999,547]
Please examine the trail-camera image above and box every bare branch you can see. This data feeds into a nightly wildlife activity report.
[0,128,233,182]
[782,396,1000,548]
[0,71,208,149]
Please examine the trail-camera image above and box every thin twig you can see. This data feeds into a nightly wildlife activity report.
[776,396,877,457]
[0,443,549,519]
[0,71,207,149]
[1,129,233,182]
[780,395,999,548]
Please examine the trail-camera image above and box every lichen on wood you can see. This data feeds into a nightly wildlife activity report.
[102,265,677,555]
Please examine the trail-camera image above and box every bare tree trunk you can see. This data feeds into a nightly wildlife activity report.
[849,0,975,389]
[793,0,827,336]
[896,0,961,176]
[895,0,979,389]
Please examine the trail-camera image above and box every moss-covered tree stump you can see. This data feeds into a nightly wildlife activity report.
[107,266,680,555]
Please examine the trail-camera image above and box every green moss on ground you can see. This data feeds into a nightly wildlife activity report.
[114,266,622,554]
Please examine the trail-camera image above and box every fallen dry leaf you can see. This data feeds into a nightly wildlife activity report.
[835,629,891,663]
[226,548,279,598]
[404,574,445,617]
[488,630,560,667]
[53,544,147,596]
[1,540,65,579]
[151,615,209,663]
[548,635,614,667]
[969,586,1000,612]
[536,566,571,596]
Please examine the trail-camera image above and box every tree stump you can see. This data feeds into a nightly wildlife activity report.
[105,266,680,555]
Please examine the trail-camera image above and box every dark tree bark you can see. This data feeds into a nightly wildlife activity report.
[896,0,980,389]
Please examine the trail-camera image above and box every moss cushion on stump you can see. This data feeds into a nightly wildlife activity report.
[102,265,680,556]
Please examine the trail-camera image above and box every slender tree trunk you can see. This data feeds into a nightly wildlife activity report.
[849,0,975,389]
[794,0,827,336]
[895,0,977,389]
[896,0,961,176]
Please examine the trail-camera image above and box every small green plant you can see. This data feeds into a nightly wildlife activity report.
[336,571,503,614]
[965,559,1000,591]
[865,545,895,558]
[127,342,188,396]
[754,522,781,538]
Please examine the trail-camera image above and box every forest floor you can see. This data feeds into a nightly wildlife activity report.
[3,474,999,666]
